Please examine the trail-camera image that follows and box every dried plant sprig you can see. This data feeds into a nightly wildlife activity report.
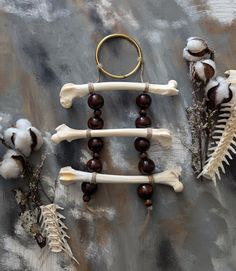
[183,37,216,175]
[39,204,79,265]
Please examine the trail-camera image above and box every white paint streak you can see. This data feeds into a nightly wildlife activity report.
[1,235,76,271]
[0,0,70,22]
[206,0,236,24]
[85,236,113,269]
[80,149,91,165]
[0,112,12,129]
[88,0,139,29]
[43,132,55,154]
[174,0,236,24]
[108,137,136,172]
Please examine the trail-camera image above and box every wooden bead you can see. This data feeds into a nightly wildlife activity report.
[135,116,152,128]
[93,152,100,159]
[83,194,91,202]
[139,109,147,116]
[136,94,152,108]
[88,94,104,109]
[88,138,104,152]
[87,158,103,172]
[81,182,98,195]
[94,109,102,117]
[134,137,150,152]
[88,117,104,129]
[137,184,153,200]
[139,152,147,159]
[138,158,155,174]
[144,199,153,207]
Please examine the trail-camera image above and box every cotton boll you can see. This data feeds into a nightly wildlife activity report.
[14,130,33,157]
[4,127,18,146]
[3,149,18,159]
[186,37,208,53]
[28,127,44,151]
[205,77,232,107]
[16,119,32,130]
[192,59,216,82]
[0,150,24,179]
[183,37,212,62]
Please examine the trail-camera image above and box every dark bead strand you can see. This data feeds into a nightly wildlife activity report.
[82,93,105,202]
[135,93,155,207]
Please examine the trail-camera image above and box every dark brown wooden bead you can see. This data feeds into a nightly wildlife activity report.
[81,182,98,195]
[139,109,147,116]
[136,94,152,108]
[83,194,91,202]
[144,199,153,207]
[138,158,155,174]
[137,184,153,200]
[134,137,150,152]
[88,138,104,152]
[94,109,102,117]
[88,94,104,109]
[139,152,147,159]
[93,152,100,159]
[87,158,102,172]
[135,116,152,128]
[88,117,104,129]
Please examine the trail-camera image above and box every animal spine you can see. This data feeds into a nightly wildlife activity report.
[39,204,79,264]
[199,103,236,183]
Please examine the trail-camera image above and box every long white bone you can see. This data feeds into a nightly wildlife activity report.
[51,124,172,148]
[59,166,183,192]
[225,70,236,84]
[60,80,179,108]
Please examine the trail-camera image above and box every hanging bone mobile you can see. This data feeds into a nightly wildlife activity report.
[53,33,184,210]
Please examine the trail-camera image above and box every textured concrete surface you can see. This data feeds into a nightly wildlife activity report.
[0,1,236,270]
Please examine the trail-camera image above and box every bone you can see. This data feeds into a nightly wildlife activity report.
[225,70,236,84]
[59,166,184,192]
[59,81,179,108]
[51,124,172,148]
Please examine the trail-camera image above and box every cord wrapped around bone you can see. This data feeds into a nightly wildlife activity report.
[58,166,184,192]
[60,80,179,108]
[51,124,172,149]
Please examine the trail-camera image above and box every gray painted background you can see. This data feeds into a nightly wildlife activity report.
[0,0,236,270]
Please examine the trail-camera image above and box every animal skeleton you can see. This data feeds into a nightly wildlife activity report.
[59,166,184,192]
[199,71,236,183]
[39,204,79,265]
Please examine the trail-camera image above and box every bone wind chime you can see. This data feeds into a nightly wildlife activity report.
[52,34,184,220]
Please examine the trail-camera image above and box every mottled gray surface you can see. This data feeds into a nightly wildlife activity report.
[0,0,236,270]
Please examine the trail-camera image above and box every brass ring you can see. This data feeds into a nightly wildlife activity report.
[95,33,143,79]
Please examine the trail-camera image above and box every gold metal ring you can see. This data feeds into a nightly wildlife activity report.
[95,33,143,79]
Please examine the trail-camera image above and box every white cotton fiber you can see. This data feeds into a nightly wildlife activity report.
[3,149,18,159]
[0,150,24,179]
[4,127,18,146]
[14,130,32,157]
[29,127,44,151]
[16,119,32,130]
